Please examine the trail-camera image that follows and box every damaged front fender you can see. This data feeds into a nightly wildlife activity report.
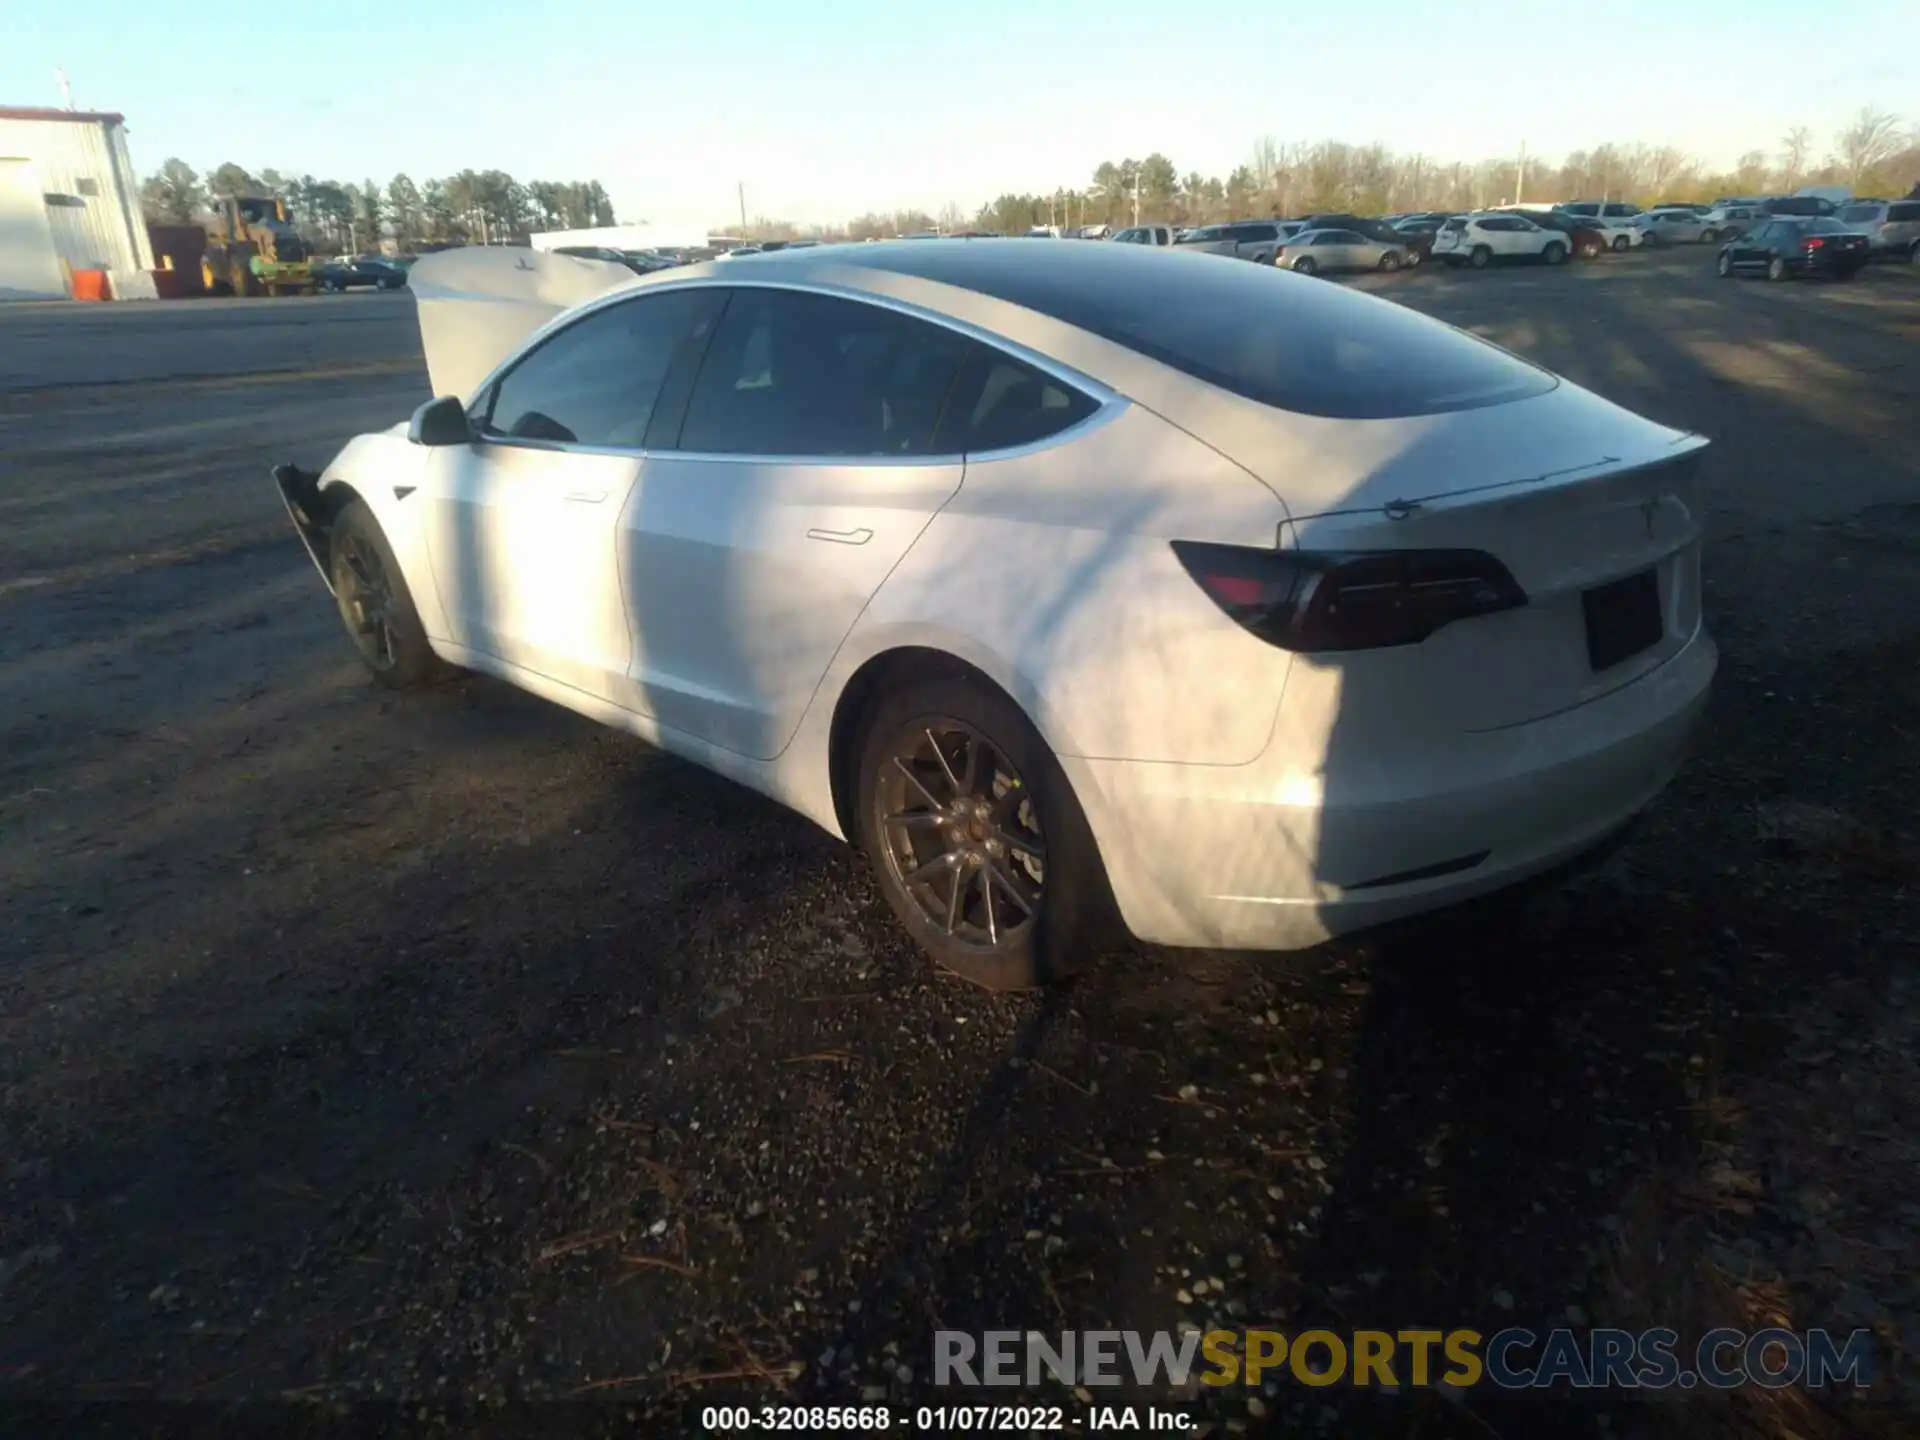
[273,462,337,594]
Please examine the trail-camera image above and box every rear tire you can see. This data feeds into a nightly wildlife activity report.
[1542,241,1567,265]
[1468,245,1491,269]
[327,500,457,690]
[1292,256,1318,276]
[853,676,1114,990]
[1767,256,1789,282]
[1716,252,1734,278]
[1611,234,1630,252]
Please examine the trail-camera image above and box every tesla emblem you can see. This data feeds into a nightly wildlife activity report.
[1640,498,1659,539]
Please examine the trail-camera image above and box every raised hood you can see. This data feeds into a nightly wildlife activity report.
[408,246,642,401]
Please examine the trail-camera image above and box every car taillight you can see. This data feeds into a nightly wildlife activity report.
[1171,541,1527,653]
[1805,237,1826,249]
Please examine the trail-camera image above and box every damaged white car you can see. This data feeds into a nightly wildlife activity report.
[276,240,1714,988]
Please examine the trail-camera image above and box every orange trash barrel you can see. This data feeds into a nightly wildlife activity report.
[71,269,111,301]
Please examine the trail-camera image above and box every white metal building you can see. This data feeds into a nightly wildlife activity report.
[0,106,157,300]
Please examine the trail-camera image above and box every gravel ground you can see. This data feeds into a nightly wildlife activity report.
[1,256,1916,1438]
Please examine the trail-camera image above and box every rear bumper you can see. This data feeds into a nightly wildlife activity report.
[1066,625,1716,951]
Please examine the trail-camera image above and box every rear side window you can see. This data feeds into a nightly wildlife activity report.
[854,244,1556,420]
[933,346,1098,454]
[477,288,723,448]
[1885,203,1920,222]
[1839,205,1881,223]
[1440,218,1467,231]
[677,288,969,457]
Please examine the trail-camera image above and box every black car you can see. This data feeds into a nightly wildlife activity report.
[1715,217,1870,281]
[1304,212,1404,246]
[314,257,407,292]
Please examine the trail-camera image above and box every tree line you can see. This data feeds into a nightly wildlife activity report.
[750,107,1917,241]
[138,160,615,254]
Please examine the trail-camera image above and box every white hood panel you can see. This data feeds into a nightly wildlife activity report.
[408,247,639,402]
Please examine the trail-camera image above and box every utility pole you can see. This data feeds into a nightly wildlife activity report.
[1515,139,1527,205]
[737,181,747,235]
[55,67,73,109]
[1132,173,1141,226]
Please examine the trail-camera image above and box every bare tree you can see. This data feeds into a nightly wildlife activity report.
[1779,126,1813,188]
[1832,106,1904,187]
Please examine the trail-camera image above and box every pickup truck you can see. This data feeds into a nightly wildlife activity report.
[1108,223,1177,247]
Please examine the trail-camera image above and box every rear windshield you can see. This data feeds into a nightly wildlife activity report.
[1799,218,1847,234]
[1839,205,1882,222]
[850,245,1557,420]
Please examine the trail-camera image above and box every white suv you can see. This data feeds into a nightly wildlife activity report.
[1430,212,1571,268]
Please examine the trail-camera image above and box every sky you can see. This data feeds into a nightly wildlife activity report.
[1,1,1910,229]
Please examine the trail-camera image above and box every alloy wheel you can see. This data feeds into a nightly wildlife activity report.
[873,720,1045,951]
[334,531,399,672]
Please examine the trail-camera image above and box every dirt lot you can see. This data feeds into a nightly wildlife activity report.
[2,256,1917,1438]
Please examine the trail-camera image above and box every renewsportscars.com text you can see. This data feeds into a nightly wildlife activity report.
[934,1327,1874,1391]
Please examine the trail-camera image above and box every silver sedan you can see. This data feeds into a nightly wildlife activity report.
[1275,227,1405,275]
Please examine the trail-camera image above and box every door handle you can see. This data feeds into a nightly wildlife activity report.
[807,526,873,546]
[564,487,607,504]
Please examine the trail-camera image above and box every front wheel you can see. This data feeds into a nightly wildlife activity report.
[1716,252,1734,278]
[1468,245,1491,269]
[1767,257,1789,282]
[328,500,458,689]
[1611,234,1630,252]
[1542,241,1567,265]
[854,678,1113,990]
[1378,251,1401,271]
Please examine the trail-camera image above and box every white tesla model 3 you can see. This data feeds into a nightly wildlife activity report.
[276,240,1714,989]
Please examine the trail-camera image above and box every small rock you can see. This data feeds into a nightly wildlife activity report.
[1176,1288,1194,1305]
[1227,1254,1244,1270]
[1073,1386,1094,1405]
[1177,1084,1199,1100]
[148,1284,182,1308]
[860,1384,887,1402]
[1192,1280,1209,1296]
[839,934,869,959]
[1492,1289,1515,1311]
[1247,1395,1269,1419]
[648,1219,668,1236]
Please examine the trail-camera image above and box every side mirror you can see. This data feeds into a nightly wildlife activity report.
[408,394,472,447]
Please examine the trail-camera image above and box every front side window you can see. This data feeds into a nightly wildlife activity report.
[677,288,969,457]
[476,288,724,448]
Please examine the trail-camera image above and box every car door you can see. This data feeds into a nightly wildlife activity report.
[622,286,971,759]
[424,286,725,701]
[1730,222,1775,269]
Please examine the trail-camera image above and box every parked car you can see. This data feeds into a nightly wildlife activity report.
[1636,208,1715,244]
[1305,213,1408,246]
[280,240,1713,987]
[1759,195,1838,219]
[1835,198,1920,259]
[1387,218,1444,264]
[1490,209,1609,259]
[1274,227,1406,275]
[1108,224,1178,247]
[1431,212,1572,268]
[1577,213,1647,251]
[1715,217,1870,281]
[1697,203,1764,242]
[1174,220,1289,263]
[1559,201,1644,222]
[313,256,407,291]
